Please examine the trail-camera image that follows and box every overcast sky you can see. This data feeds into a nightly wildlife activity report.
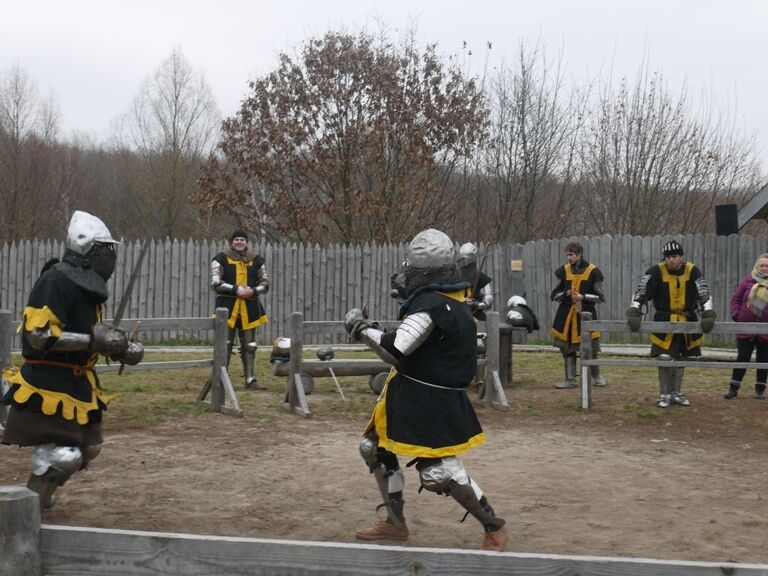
[2,0,767,173]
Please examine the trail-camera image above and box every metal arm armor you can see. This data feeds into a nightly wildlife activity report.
[695,277,712,304]
[357,327,401,367]
[393,312,434,356]
[631,273,652,305]
[478,283,493,310]
[25,327,91,352]
[552,291,568,303]
[210,260,236,294]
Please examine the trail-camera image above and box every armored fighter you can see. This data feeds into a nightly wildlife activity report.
[626,240,715,407]
[1,210,144,508]
[345,228,508,552]
[457,242,493,321]
[210,229,269,389]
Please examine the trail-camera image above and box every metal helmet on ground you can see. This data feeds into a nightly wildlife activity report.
[65,211,118,255]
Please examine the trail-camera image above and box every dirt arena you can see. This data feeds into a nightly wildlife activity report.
[2,353,768,565]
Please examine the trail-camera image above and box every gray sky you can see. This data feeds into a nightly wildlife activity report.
[3,0,767,172]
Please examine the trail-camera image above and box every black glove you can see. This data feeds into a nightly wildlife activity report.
[626,306,643,332]
[700,309,716,334]
[109,341,144,365]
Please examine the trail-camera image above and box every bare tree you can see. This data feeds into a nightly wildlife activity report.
[114,47,220,238]
[0,65,62,240]
[195,29,489,244]
[472,41,589,243]
[578,66,761,235]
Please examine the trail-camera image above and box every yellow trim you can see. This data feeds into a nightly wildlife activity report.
[224,257,269,330]
[551,264,600,343]
[366,369,486,457]
[436,289,472,303]
[651,263,702,350]
[21,306,63,337]
[2,366,116,425]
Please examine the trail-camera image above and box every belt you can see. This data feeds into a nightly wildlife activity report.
[25,359,93,376]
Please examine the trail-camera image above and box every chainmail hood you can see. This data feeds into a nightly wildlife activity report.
[55,250,109,302]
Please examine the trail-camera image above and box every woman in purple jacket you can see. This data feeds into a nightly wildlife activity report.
[725,254,768,399]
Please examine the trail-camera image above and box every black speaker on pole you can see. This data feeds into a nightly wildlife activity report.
[715,204,739,236]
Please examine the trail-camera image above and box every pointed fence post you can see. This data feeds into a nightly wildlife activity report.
[0,310,11,430]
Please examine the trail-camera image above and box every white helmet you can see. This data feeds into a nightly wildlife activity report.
[405,229,454,269]
[65,210,118,255]
[457,242,478,267]
[507,295,528,308]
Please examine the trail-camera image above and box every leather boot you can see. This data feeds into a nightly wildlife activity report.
[724,381,740,399]
[590,365,606,387]
[755,383,766,400]
[355,520,409,541]
[482,525,509,551]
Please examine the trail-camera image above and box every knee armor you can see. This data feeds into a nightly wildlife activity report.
[30,445,83,480]
[415,456,469,494]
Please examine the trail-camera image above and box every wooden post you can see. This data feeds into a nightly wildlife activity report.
[211,307,229,411]
[579,311,593,410]
[0,310,11,430]
[285,312,311,417]
[480,312,509,411]
[0,486,42,576]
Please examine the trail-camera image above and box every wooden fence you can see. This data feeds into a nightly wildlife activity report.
[1,234,767,346]
[3,488,768,576]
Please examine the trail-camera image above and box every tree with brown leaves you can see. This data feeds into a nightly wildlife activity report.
[194,30,489,244]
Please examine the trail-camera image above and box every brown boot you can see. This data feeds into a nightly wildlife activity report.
[355,519,409,541]
[481,525,509,551]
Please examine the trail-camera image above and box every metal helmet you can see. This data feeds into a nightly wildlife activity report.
[457,242,478,267]
[507,295,528,308]
[65,210,118,255]
[405,229,455,270]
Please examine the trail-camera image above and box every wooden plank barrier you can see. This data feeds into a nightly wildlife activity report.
[0,486,42,576]
[0,522,757,575]
[578,312,768,409]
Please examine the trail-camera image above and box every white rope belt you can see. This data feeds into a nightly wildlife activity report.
[401,373,465,391]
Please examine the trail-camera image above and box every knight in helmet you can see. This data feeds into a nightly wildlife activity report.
[457,242,493,321]
[1,210,144,509]
[345,228,508,552]
[550,241,606,388]
[210,229,269,389]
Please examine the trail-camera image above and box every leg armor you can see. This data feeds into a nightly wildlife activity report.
[359,431,406,527]
[238,328,262,389]
[657,367,675,407]
[671,367,690,406]
[226,327,236,369]
[415,457,505,532]
[27,445,83,510]
[590,364,606,387]
[555,355,578,389]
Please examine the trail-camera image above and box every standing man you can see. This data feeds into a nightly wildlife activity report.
[550,242,606,389]
[457,242,493,321]
[626,240,715,407]
[345,228,508,552]
[211,229,269,389]
[1,210,144,509]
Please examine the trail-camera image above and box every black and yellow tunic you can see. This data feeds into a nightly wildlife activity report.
[1,266,113,447]
[550,260,603,345]
[644,262,704,355]
[366,287,485,458]
[212,251,269,329]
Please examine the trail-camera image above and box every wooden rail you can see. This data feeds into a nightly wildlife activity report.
[4,488,768,576]
[578,313,768,409]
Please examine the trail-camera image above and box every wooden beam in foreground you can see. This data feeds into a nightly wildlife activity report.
[39,524,768,576]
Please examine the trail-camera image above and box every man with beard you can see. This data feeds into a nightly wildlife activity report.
[626,240,715,407]
[210,229,269,389]
[345,228,508,552]
[1,211,144,509]
[550,242,607,389]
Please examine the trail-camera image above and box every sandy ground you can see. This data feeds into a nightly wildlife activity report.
[2,410,768,565]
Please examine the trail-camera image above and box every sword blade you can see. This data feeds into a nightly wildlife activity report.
[112,239,151,327]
